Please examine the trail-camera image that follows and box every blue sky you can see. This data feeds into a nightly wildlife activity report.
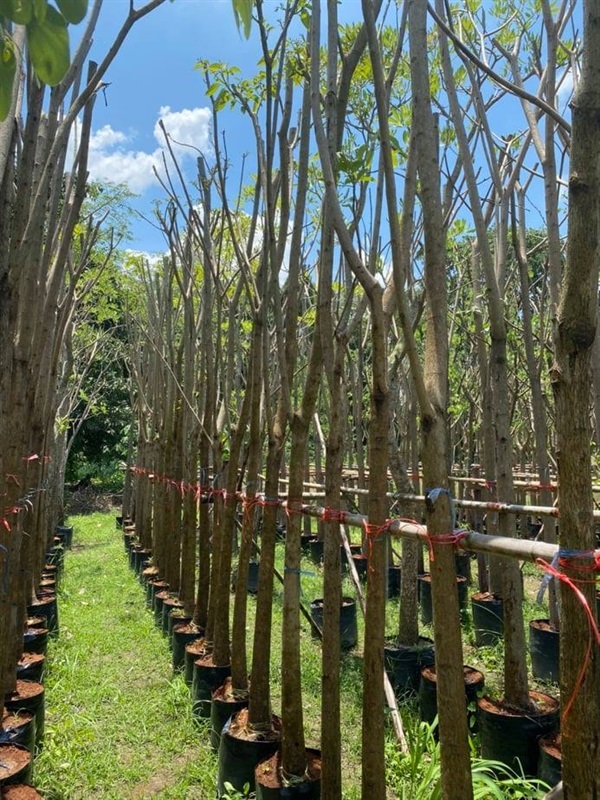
[82,0,268,253]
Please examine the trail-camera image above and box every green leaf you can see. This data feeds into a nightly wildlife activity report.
[0,0,33,24]
[0,35,17,120]
[56,0,87,23]
[33,0,46,22]
[26,4,70,85]
[231,0,252,39]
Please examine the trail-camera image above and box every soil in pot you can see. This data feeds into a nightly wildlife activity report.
[217,708,281,798]
[0,710,35,753]
[210,678,249,752]
[255,747,321,799]
[4,681,45,749]
[167,611,192,643]
[192,655,231,721]
[384,637,435,699]
[0,745,32,787]
[309,597,358,650]
[471,592,504,647]
[16,653,45,685]
[529,619,559,683]
[1,785,44,799]
[184,639,207,687]
[26,597,58,637]
[477,691,559,777]
[172,625,204,674]
[538,732,561,788]
[419,665,484,731]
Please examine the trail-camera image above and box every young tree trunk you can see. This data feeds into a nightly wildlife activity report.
[551,3,600,792]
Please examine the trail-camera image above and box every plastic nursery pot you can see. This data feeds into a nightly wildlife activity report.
[1,785,44,799]
[529,620,559,684]
[471,592,504,647]
[217,709,281,798]
[41,564,59,588]
[538,732,561,788]
[115,515,124,529]
[27,596,58,637]
[351,554,368,582]
[141,566,160,589]
[300,534,318,557]
[153,590,171,627]
[454,551,472,583]
[16,653,45,685]
[309,538,324,565]
[4,681,45,750]
[172,623,203,673]
[309,597,358,650]
[167,610,192,643]
[25,618,45,631]
[388,565,402,599]
[0,745,32,787]
[418,664,485,730]
[255,747,321,799]
[384,637,435,699]
[1,709,36,753]
[418,574,468,626]
[146,579,168,610]
[55,524,73,549]
[192,656,231,721]
[161,597,183,637]
[477,691,559,777]
[210,678,249,752]
[22,628,48,657]
[244,561,260,595]
[184,639,207,687]
[134,548,152,577]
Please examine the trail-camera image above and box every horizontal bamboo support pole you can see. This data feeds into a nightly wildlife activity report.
[285,502,569,565]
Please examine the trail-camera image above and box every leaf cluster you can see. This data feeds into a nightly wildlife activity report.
[0,0,88,119]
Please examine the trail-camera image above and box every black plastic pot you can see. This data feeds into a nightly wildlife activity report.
[255,748,321,799]
[351,554,368,581]
[167,611,192,643]
[232,561,260,595]
[388,566,402,599]
[1,710,35,753]
[384,637,435,698]
[146,578,168,610]
[4,681,45,749]
[134,548,152,576]
[217,713,281,798]
[16,653,45,685]
[419,664,484,729]
[115,515,123,528]
[471,592,504,647]
[0,744,32,787]
[477,691,559,776]
[185,640,207,687]
[153,590,171,627]
[27,596,58,637]
[538,733,561,787]
[22,628,48,657]
[309,539,324,565]
[45,543,64,575]
[172,624,203,673]
[210,680,249,752]
[529,620,559,683]
[192,658,231,721]
[161,597,183,637]
[454,552,471,583]
[55,524,73,549]
[418,574,467,625]
[301,534,317,556]
[309,597,358,650]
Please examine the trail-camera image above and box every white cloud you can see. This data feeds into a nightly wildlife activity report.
[86,106,212,193]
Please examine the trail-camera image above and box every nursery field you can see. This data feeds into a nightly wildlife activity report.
[32,512,555,800]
